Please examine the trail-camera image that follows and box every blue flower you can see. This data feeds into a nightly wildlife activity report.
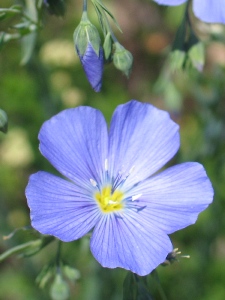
[25,100,213,276]
[77,43,104,92]
[153,0,225,24]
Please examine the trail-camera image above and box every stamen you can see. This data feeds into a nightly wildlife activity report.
[90,179,97,187]
[132,193,142,201]
[105,159,108,171]
[112,166,135,191]
[129,165,135,175]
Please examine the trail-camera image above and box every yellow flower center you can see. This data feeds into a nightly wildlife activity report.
[95,186,124,213]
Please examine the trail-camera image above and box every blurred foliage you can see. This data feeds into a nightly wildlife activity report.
[1,0,225,299]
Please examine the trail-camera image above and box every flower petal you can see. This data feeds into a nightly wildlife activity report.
[108,100,179,190]
[79,43,104,92]
[193,0,225,24]
[153,0,186,5]
[90,212,173,276]
[26,171,101,241]
[128,162,213,234]
[39,107,108,190]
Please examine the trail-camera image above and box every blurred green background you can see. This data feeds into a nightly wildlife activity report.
[1,0,225,299]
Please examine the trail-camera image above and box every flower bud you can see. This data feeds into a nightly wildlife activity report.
[50,274,70,300]
[113,42,133,77]
[63,265,80,282]
[73,12,103,92]
[188,42,205,72]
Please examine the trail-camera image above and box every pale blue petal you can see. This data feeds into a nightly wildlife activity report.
[108,100,179,190]
[153,0,187,5]
[79,43,104,92]
[127,162,213,234]
[26,171,101,241]
[193,0,225,24]
[39,107,108,190]
[90,212,173,276]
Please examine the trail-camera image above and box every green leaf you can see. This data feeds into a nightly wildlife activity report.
[20,31,37,65]
[103,32,112,60]
[92,0,122,33]
[0,5,22,21]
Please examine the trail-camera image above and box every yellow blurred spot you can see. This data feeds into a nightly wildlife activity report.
[50,71,72,92]
[0,128,34,168]
[7,209,29,228]
[61,87,85,107]
[39,39,78,67]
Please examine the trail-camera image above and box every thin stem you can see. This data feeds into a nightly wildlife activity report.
[83,0,88,12]
[0,241,35,262]
[56,240,62,273]
[151,269,168,300]
[101,7,118,42]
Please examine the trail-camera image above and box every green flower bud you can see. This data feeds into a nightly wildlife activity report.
[188,42,205,72]
[73,12,101,57]
[50,274,70,300]
[0,109,8,133]
[169,50,186,71]
[113,42,133,77]
[63,265,80,282]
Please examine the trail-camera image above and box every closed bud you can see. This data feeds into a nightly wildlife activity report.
[50,274,70,300]
[188,42,205,72]
[73,12,103,92]
[63,265,80,282]
[113,42,133,77]
[169,50,186,71]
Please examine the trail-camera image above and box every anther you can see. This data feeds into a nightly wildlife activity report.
[132,193,142,201]
[90,179,97,187]
[129,165,135,175]
[105,159,108,171]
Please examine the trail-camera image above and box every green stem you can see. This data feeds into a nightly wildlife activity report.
[0,240,40,262]
[151,269,168,300]
[56,240,62,272]
[83,0,88,12]
[0,236,55,262]
[101,6,118,42]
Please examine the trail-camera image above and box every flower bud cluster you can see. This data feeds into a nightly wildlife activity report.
[73,7,133,92]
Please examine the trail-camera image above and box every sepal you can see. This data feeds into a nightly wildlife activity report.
[73,12,101,57]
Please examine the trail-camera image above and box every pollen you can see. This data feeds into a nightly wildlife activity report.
[95,186,124,213]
